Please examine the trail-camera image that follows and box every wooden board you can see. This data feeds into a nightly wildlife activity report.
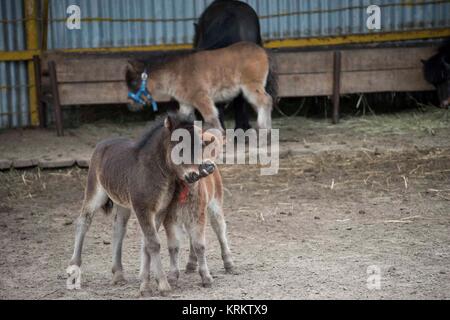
[274,51,333,74]
[341,69,434,94]
[340,47,436,71]
[278,73,333,97]
[58,82,171,105]
[42,45,439,105]
[55,58,128,83]
[275,46,437,97]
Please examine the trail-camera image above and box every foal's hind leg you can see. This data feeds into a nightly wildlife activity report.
[208,200,235,273]
[185,208,213,287]
[242,84,273,130]
[185,237,198,273]
[67,173,108,289]
[69,176,108,268]
[111,205,131,285]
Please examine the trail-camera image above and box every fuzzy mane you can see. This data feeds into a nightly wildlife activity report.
[134,113,196,151]
[125,50,195,92]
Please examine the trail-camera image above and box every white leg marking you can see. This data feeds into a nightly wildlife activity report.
[179,104,194,116]
[66,265,81,290]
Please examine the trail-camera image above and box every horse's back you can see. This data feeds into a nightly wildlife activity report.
[195,0,262,49]
[90,138,135,172]
[228,41,265,54]
[226,42,269,73]
[201,42,266,63]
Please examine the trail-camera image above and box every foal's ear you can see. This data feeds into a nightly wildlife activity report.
[164,115,173,131]
[126,60,145,73]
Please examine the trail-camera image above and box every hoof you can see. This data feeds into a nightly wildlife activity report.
[158,281,172,297]
[139,282,152,297]
[201,275,214,288]
[112,271,127,285]
[224,261,237,274]
[168,271,179,287]
[185,263,198,273]
[225,266,237,274]
[66,265,81,290]
[198,161,215,178]
[159,289,171,297]
[184,171,200,184]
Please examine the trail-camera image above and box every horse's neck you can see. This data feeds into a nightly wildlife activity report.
[138,130,171,171]
[149,68,176,96]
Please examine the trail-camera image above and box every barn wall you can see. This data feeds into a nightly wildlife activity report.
[1,0,448,129]
[47,0,450,49]
[0,0,30,129]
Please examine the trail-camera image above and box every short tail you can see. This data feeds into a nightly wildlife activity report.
[265,50,278,108]
[101,198,114,215]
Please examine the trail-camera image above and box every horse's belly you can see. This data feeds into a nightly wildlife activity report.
[212,86,240,103]
[106,190,131,209]
[99,180,131,209]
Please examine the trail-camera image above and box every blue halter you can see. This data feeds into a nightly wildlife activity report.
[127,71,158,112]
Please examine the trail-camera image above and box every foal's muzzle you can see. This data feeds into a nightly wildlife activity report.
[184,161,216,183]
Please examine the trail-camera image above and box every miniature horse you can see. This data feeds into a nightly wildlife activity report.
[193,0,269,130]
[161,154,234,291]
[67,114,233,296]
[126,42,275,133]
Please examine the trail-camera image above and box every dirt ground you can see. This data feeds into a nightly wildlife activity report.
[1,108,449,299]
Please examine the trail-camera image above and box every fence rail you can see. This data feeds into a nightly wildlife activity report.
[1,0,449,129]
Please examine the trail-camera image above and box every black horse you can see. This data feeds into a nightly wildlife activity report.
[194,0,276,130]
[422,38,450,108]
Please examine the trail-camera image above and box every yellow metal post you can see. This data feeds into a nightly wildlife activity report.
[24,0,39,126]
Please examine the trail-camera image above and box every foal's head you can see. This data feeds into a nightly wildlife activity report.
[125,52,193,110]
[163,113,221,183]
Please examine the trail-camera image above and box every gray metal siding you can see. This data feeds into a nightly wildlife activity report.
[0,0,30,129]
[47,0,450,49]
[1,0,448,128]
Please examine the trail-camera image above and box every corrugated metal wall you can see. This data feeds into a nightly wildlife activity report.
[0,0,30,129]
[47,0,450,49]
[1,0,448,129]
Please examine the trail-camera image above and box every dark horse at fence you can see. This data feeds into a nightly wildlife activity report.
[194,0,277,130]
[422,38,450,108]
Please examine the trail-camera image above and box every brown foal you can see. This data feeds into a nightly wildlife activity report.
[126,41,275,132]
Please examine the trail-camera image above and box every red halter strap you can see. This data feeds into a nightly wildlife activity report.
[178,181,190,204]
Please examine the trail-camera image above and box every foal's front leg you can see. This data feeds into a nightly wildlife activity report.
[134,207,171,296]
[191,95,224,134]
[185,207,213,287]
[163,214,182,286]
[111,205,131,284]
